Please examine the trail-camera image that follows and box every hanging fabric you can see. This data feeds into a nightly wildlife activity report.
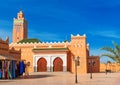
[19,61,24,75]
[9,60,12,79]
[0,60,2,79]
[12,60,16,78]
[2,60,5,79]
[8,61,12,79]
[0,68,2,79]
[5,61,8,79]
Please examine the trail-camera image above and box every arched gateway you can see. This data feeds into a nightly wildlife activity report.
[37,58,47,72]
[53,57,63,71]
[34,54,67,72]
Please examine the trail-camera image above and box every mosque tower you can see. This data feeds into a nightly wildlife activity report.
[12,10,28,43]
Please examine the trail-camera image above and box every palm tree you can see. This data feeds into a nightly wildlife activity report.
[100,41,120,64]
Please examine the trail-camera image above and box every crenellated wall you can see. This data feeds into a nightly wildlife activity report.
[10,34,90,73]
[10,41,70,47]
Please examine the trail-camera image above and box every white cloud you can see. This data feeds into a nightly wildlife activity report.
[89,30,120,38]
[29,31,65,42]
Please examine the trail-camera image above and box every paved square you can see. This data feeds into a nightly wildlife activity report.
[0,72,120,85]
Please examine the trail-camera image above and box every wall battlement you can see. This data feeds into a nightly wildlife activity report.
[10,41,70,48]
[71,34,86,37]
[0,37,9,44]
[10,34,88,49]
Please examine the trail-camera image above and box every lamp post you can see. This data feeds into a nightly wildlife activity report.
[74,56,80,84]
[88,59,95,79]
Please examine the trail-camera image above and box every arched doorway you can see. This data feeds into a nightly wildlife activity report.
[53,57,63,71]
[37,58,47,72]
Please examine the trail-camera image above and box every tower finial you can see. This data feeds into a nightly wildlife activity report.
[19,8,23,13]
[20,7,22,12]
[17,9,24,19]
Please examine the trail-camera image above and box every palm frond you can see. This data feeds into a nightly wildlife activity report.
[100,46,116,55]
[112,41,120,58]
[113,56,120,63]
[100,53,115,61]
[100,41,120,64]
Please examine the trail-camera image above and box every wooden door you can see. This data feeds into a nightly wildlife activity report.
[37,58,47,72]
[53,57,63,71]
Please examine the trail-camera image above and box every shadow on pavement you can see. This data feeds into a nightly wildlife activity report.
[0,80,13,82]
[16,74,55,80]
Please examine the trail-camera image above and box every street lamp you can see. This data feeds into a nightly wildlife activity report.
[74,56,80,84]
[88,59,95,79]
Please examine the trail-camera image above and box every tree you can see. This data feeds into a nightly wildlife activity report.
[100,41,120,64]
[64,40,68,42]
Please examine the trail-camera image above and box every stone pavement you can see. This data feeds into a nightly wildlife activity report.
[0,72,120,85]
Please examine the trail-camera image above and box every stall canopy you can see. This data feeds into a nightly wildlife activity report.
[0,55,16,60]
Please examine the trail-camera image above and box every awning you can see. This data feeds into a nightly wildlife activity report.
[0,55,16,60]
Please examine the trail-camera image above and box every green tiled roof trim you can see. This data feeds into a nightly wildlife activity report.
[17,38,41,43]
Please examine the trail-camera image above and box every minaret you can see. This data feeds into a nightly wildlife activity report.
[12,10,28,43]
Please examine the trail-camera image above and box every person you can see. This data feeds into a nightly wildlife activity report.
[25,62,30,77]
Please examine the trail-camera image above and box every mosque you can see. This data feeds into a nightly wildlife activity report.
[9,10,100,74]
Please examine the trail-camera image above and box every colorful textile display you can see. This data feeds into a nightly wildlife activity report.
[0,60,21,79]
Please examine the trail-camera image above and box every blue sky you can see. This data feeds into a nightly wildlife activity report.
[0,0,120,63]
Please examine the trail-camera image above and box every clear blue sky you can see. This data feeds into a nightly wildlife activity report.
[0,0,120,63]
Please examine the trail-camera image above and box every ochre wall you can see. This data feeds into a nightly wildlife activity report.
[10,34,89,74]
[67,51,71,72]
[87,57,100,73]
[100,63,120,72]
[68,34,87,74]
[9,48,21,60]
[9,45,34,72]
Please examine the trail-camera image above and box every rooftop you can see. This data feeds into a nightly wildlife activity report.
[17,38,41,43]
